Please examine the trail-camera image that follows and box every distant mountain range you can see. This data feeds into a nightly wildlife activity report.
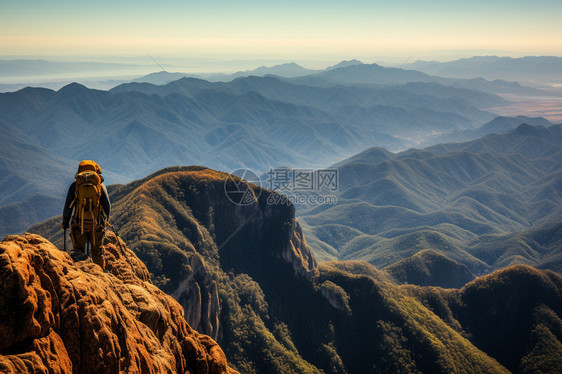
[132,61,544,96]
[299,124,562,278]
[0,77,498,176]
[409,56,562,84]
[2,57,554,97]
[129,62,318,86]
[0,60,557,238]
[0,59,324,92]
[107,61,363,85]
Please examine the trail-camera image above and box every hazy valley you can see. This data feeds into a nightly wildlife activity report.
[1,59,559,237]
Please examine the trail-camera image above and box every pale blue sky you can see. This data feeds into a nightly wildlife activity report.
[1,0,561,66]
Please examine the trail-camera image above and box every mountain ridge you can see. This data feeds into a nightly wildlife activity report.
[2,56,554,97]
[29,165,562,373]
[300,124,562,277]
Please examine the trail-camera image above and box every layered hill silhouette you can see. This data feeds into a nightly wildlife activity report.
[0,232,236,374]
[128,59,546,97]
[288,61,542,96]
[300,123,562,281]
[0,77,505,189]
[0,72,517,238]
[2,57,546,95]
[420,115,553,146]
[1,75,504,183]
[30,166,562,373]
[409,56,562,84]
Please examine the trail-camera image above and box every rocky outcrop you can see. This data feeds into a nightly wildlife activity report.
[172,254,221,342]
[0,233,237,374]
[318,280,351,314]
[282,218,317,278]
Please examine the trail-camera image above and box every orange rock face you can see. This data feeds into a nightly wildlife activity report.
[0,233,237,374]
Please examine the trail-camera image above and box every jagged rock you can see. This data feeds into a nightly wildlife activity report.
[318,280,351,314]
[0,233,237,374]
[172,254,221,342]
[283,218,317,278]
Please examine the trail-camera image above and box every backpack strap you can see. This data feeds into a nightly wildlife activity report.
[80,203,85,235]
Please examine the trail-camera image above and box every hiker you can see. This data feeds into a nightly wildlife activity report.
[62,160,111,269]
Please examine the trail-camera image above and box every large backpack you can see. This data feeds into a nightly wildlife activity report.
[71,160,104,241]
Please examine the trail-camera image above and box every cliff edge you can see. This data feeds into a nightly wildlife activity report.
[0,232,237,374]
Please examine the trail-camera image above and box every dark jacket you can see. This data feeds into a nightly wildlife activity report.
[63,181,111,228]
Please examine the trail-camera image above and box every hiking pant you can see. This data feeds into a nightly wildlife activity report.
[70,222,105,269]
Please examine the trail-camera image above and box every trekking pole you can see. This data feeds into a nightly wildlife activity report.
[63,228,67,252]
